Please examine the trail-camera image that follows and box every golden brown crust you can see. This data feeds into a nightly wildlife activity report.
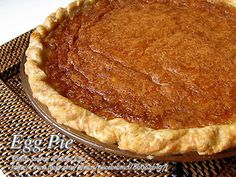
[25,0,236,156]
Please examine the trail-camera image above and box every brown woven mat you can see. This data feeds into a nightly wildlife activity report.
[0,31,235,177]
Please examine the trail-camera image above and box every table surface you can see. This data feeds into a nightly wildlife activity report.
[0,1,72,176]
[0,0,71,45]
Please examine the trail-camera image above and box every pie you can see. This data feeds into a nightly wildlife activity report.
[25,0,236,156]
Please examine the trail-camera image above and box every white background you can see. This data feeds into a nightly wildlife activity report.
[0,0,72,45]
[0,1,72,176]
[0,171,4,177]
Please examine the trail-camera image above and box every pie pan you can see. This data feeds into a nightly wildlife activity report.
[20,57,236,162]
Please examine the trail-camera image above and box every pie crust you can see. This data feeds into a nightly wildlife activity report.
[25,0,236,156]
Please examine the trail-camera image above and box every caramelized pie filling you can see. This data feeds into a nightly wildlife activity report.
[43,0,236,130]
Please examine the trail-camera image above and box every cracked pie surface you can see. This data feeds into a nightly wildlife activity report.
[25,0,236,156]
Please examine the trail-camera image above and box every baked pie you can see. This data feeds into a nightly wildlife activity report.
[25,0,236,156]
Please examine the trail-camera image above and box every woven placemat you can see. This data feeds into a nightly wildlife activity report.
[0,31,235,177]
